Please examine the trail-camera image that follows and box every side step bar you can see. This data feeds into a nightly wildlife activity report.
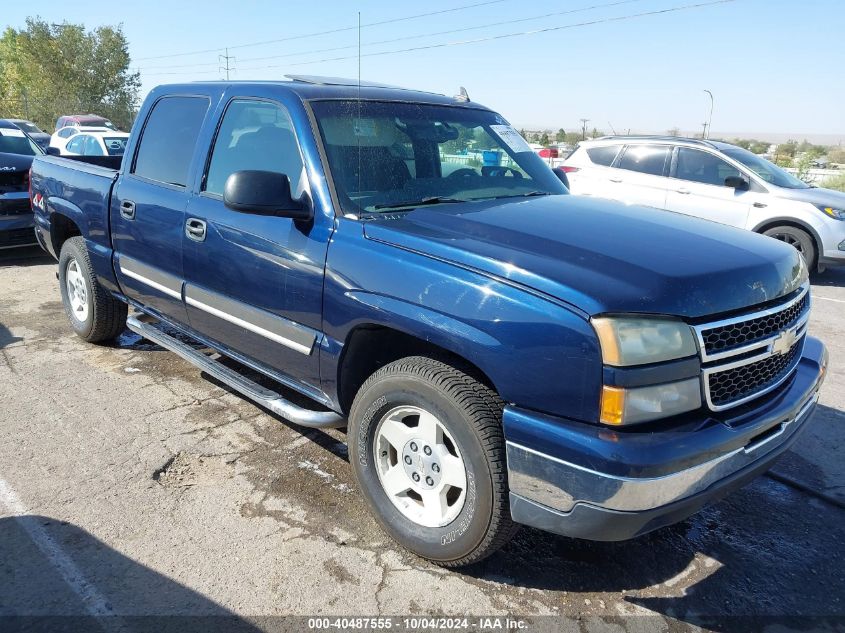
[126,314,346,429]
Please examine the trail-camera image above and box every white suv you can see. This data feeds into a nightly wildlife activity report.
[563,136,845,271]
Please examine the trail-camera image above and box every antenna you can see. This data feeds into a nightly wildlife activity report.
[607,121,617,135]
[356,12,362,194]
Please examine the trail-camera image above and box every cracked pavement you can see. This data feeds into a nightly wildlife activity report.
[0,246,843,631]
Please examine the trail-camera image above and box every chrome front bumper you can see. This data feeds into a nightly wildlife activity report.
[506,336,828,540]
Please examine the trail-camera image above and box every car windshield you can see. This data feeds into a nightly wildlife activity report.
[0,128,42,155]
[14,121,42,134]
[723,147,810,189]
[103,137,128,156]
[311,100,566,214]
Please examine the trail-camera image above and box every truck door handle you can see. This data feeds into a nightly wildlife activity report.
[609,177,623,183]
[120,199,136,220]
[753,202,767,208]
[676,188,691,194]
[185,218,207,242]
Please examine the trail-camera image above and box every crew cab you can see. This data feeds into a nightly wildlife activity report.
[30,77,828,566]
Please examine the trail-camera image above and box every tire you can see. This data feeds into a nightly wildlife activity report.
[763,225,817,270]
[349,356,518,567]
[58,236,127,343]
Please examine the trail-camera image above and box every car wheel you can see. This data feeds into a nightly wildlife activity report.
[763,225,817,271]
[349,356,518,567]
[58,236,127,343]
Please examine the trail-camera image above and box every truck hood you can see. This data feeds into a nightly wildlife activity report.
[772,184,845,209]
[0,152,36,173]
[362,195,805,319]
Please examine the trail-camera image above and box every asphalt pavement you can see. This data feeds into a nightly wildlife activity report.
[0,246,843,632]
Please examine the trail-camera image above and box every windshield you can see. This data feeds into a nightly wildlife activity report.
[311,100,566,214]
[14,121,42,134]
[103,136,128,156]
[723,147,810,189]
[0,128,42,155]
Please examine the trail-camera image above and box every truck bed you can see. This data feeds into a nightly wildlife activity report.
[30,154,121,261]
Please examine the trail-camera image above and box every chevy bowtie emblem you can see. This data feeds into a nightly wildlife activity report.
[771,327,797,356]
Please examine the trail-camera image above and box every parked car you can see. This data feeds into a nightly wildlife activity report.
[62,130,130,157]
[50,126,113,153]
[30,79,827,566]
[7,119,51,149]
[54,114,118,132]
[563,136,845,272]
[0,119,42,249]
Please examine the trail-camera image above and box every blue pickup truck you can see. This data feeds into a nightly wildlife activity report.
[30,77,828,566]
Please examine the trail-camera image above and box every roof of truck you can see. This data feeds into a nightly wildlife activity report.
[154,76,492,110]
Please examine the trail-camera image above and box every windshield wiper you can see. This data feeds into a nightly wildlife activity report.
[486,191,552,200]
[373,196,466,210]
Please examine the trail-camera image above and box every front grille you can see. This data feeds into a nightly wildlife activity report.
[0,171,27,189]
[695,283,810,411]
[0,227,37,248]
[700,292,808,356]
[706,338,803,408]
[0,198,31,216]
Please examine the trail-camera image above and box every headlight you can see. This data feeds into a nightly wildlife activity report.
[592,316,697,366]
[600,379,702,426]
[815,204,845,220]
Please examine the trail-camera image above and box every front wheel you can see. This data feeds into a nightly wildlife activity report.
[763,225,817,271]
[58,236,127,343]
[349,356,518,567]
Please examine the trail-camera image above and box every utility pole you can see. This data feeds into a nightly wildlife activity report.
[701,122,708,139]
[219,48,235,80]
[580,118,590,140]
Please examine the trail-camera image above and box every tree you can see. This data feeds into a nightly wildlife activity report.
[539,132,550,147]
[564,132,582,145]
[591,127,604,139]
[0,18,139,130]
[749,141,769,154]
[667,127,680,137]
[555,128,566,143]
[828,148,845,164]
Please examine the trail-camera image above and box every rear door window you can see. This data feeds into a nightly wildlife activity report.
[586,145,621,166]
[65,135,85,154]
[617,145,670,176]
[133,96,209,187]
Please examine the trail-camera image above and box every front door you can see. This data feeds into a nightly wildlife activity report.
[664,147,752,228]
[111,95,211,324]
[181,97,331,396]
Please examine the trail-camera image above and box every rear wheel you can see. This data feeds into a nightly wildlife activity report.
[763,225,817,270]
[349,356,518,567]
[58,236,127,342]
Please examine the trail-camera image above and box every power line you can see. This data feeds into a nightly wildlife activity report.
[132,0,507,62]
[137,0,646,72]
[139,0,738,78]
[218,49,235,80]
[236,0,739,72]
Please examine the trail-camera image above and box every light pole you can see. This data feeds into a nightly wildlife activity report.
[703,90,714,139]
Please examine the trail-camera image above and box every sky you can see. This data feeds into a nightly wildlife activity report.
[5,0,845,141]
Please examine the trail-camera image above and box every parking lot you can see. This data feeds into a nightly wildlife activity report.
[1,245,843,631]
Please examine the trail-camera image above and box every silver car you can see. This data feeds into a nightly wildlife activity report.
[563,136,845,272]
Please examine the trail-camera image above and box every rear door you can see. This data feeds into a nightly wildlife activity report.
[111,95,211,324]
[564,144,623,196]
[606,144,671,208]
[181,96,329,394]
[664,147,752,228]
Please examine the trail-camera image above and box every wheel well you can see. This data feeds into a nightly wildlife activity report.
[754,219,820,268]
[50,214,82,256]
[337,325,496,414]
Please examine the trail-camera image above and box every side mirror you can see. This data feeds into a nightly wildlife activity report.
[45,147,60,156]
[725,175,749,190]
[223,170,313,221]
[551,167,570,189]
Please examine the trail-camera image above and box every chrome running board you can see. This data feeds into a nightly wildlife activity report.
[126,314,345,429]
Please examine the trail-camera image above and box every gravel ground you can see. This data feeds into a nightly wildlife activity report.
[0,245,843,632]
